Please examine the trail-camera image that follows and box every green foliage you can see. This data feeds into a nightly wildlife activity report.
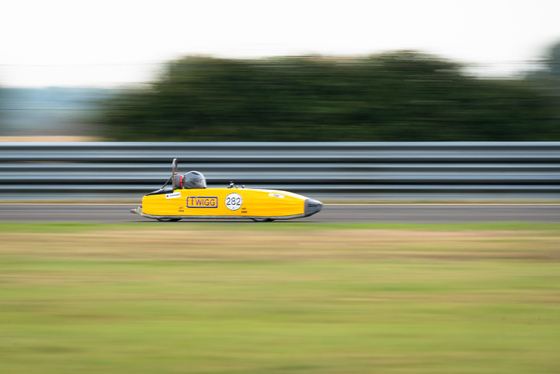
[525,41,560,105]
[98,51,560,141]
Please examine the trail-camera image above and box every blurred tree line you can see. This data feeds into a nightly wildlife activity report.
[99,48,560,141]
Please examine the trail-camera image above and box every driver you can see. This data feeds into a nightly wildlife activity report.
[182,171,207,189]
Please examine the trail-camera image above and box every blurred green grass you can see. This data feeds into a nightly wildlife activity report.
[1,223,559,373]
[1,221,560,233]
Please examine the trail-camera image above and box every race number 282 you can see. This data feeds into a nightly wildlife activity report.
[225,193,242,211]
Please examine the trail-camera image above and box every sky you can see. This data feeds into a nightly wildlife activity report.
[1,0,559,87]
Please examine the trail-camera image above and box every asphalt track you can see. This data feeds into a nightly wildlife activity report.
[0,204,559,224]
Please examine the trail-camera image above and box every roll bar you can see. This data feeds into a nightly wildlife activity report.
[160,158,179,190]
[172,158,178,189]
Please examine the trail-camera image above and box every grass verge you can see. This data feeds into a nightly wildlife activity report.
[1,223,559,374]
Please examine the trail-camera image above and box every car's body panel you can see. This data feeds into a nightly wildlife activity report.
[139,188,308,220]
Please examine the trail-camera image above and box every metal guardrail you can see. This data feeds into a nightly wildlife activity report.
[0,142,559,200]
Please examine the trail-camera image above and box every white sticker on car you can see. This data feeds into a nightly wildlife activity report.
[165,192,181,199]
[225,193,243,211]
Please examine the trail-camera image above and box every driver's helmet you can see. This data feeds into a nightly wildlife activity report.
[182,171,207,189]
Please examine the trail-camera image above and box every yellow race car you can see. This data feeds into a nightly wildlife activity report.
[131,159,323,222]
